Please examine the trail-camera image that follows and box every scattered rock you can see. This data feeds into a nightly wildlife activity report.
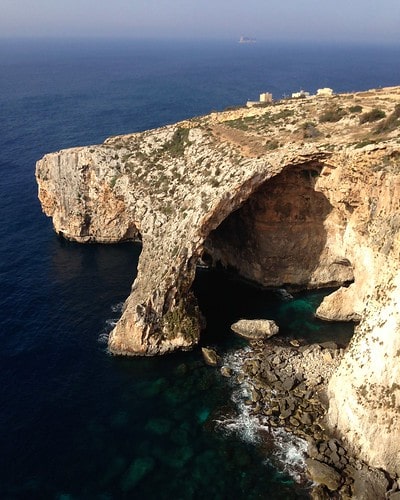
[275,288,294,301]
[282,377,296,391]
[230,319,279,340]
[289,416,300,427]
[220,338,396,497]
[310,484,331,500]
[322,350,333,363]
[290,339,301,347]
[301,412,313,425]
[328,439,338,452]
[220,366,232,377]
[201,347,220,366]
[305,458,342,491]
[319,341,338,350]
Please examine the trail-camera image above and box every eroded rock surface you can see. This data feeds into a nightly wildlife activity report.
[231,319,279,340]
[36,86,400,473]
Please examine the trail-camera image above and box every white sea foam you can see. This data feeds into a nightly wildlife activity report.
[111,302,124,313]
[97,331,110,344]
[217,347,307,482]
[105,319,118,328]
[98,319,118,344]
[270,428,308,482]
[215,384,261,444]
[98,303,123,344]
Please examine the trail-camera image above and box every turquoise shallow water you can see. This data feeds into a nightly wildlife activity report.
[1,38,396,498]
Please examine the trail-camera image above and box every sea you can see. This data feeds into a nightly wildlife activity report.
[0,38,399,499]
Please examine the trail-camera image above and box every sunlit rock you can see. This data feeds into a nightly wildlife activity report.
[36,86,400,474]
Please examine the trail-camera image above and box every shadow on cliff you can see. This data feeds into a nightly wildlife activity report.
[202,162,332,289]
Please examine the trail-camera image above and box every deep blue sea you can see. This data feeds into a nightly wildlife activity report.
[1,38,399,499]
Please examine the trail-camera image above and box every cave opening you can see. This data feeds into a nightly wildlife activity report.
[202,162,334,289]
[192,162,355,348]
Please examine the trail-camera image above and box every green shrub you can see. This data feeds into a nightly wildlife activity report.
[349,105,363,113]
[265,139,279,150]
[319,106,347,123]
[374,104,400,134]
[359,108,386,124]
[227,114,260,130]
[354,139,376,149]
[162,127,191,157]
[110,175,119,188]
[271,108,295,120]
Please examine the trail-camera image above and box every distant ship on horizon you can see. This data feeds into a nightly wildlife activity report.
[239,35,256,44]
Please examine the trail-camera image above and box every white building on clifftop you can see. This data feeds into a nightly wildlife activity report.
[246,91,273,107]
[291,90,310,99]
[317,87,334,97]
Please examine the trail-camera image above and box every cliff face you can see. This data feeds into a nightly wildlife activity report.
[204,163,353,288]
[315,148,400,475]
[36,87,400,472]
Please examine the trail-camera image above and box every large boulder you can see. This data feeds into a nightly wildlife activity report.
[352,467,389,500]
[305,458,341,491]
[230,319,279,340]
[201,347,220,366]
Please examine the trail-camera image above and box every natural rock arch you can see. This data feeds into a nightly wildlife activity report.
[36,86,400,473]
[107,160,354,357]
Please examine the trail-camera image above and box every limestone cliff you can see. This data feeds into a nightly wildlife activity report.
[36,87,400,473]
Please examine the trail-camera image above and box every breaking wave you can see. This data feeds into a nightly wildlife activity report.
[98,302,124,344]
[111,302,124,313]
[216,347,307,483]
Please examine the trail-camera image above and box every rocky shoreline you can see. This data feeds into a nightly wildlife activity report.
[204,334,400,499]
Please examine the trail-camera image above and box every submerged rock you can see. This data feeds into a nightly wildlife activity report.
[230,319,279,340]
[145,417,173,436]
[120,457,155,492]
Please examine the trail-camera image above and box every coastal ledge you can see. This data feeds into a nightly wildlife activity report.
[36,86,400,476]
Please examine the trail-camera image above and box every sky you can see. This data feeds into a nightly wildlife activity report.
[1,0,399,43]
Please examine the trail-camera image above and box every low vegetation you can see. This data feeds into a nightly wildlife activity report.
[319,106,347,123]
[162,127,191,157]
[374,104,400,134]
[359,108,386,124]
[225,108,295,133]
[349,105,363,113]
[265,139,280,150]
[371,151,400,174]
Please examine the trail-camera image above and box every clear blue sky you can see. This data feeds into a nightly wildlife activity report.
[1,0,399,43]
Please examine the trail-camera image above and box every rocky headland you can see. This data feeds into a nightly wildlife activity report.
[36,86,400,491]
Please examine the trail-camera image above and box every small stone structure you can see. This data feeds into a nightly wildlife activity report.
[259,92,273,103]
[247,91,273,107]
[317,87,334,97]
[292,90,310,98]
